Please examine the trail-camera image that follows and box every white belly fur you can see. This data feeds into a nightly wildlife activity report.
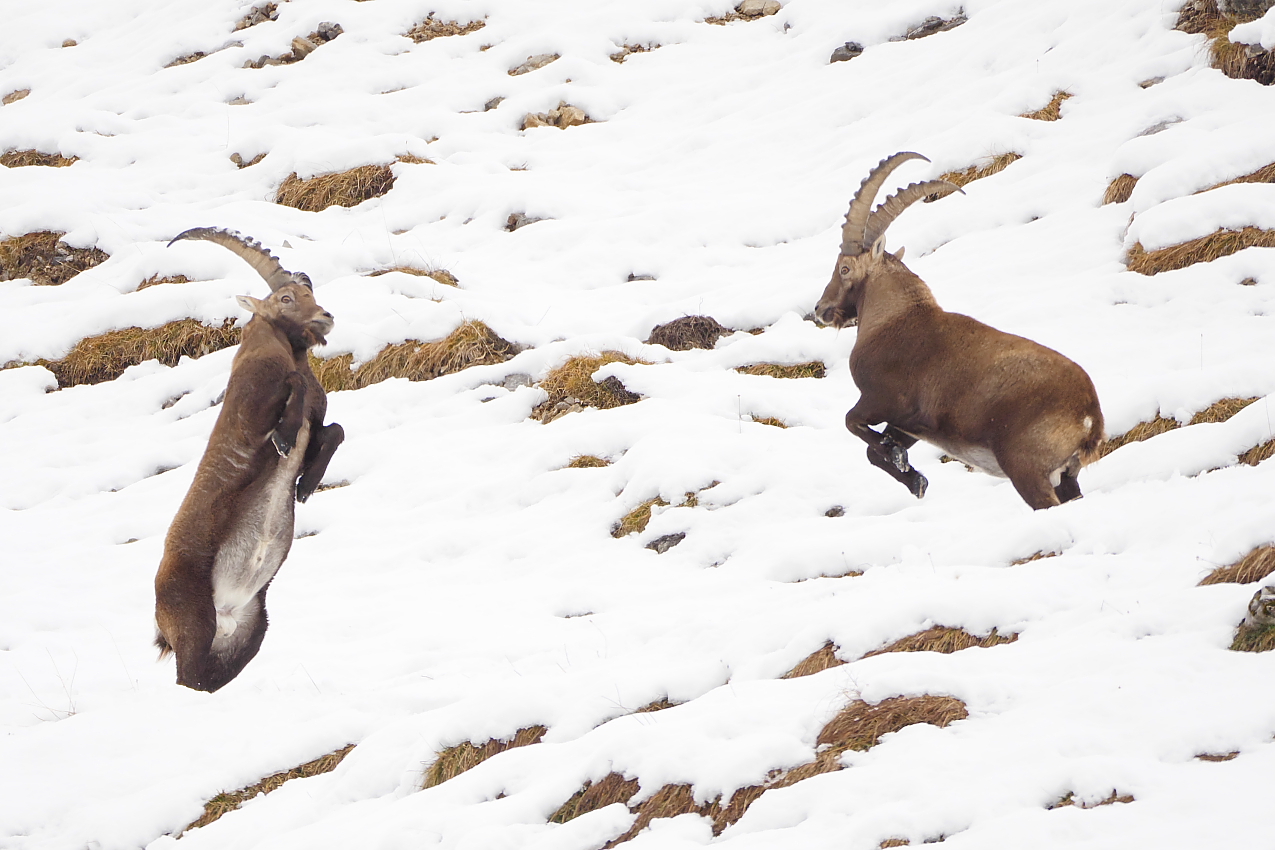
[211,420,310,642]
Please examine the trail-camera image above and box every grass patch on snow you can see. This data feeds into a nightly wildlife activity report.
[612,497,668,538]
[135,274,192,291]
[1127,228,1275,274]
[367,266,459,286]
[940,153,1021,188]
[309,320,516,392]
[184,744,353,832]
[566,454,610,468]
[422,725,546,789]
[646,315,729,351]
[735,361,825,379]
[0,149,76,168]
[781,641,845,679]
[275,163,394,212]
[3,319,240,388]
[1047,790,1135,810]
[1098,397,1259,457]
[1019,90,1072,121]
[406,14,485,42]
[863,626,1017,658]
[1177,0,1275,86]
[1103,173,1138,205]
[1199,545,1275,586]
[550,772,641,824]
[531,352,646,423]
[0,230,108,285]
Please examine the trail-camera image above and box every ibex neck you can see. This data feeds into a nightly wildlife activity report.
[858,264,939,329]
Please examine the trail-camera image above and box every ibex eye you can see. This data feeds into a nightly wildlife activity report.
[281,295,293,304]
[840,266,849,275]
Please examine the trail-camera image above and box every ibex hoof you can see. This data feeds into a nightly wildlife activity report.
[271,432,293,457]
[909,472,928,499]
[890,444,911,473]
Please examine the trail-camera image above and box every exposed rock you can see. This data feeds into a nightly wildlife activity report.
[62,39,77,48]
[506,212,546,231]
[1219,0,1275,19]
[522,102,591,130]
[510,53,559,76]
[627,273,657,282]
[830,41,864,63]
[646,533,686,554]
[502,373,533,390]
[484,96,505,111]
[890,10,967,41]
[825,506,846,518]
[737,0,781,16]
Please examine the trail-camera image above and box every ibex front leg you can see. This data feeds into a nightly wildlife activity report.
[845,406,928,498]
[271,373,307,457]
[296,422,344,503]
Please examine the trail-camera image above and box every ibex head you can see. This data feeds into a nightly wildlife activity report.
[814,152,961,328]
[236,285,334,348]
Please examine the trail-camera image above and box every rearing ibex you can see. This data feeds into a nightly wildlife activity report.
[815,152,1104,510]
[154,228,344,691]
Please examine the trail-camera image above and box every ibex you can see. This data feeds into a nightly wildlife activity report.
[154,228,344,691]
[815,152,1104,510]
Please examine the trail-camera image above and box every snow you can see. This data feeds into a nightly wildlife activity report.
[3,0,1275,848]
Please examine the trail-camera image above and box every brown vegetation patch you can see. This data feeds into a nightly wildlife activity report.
[13,319,240,388]
[863,626,1017,658]
[244,22,343,68]
[1240,438,1275,465]
[1012,550,1061,565]
[612,497,668,538]
[230,152,266,169]
[522,102,592,130]
[551,772,641,824]
[396,154,434,165]
[1177,0,1275,85]
[532,352,645,423]
[509,54,559,76]
[2,89,31,106]
[185,744,353,832]
[135,274,191,291]
[276,164,394,212]
[567,454,610,468]
[1100,397,1258,457]
[422,725,546,789]
[941,153,1022,188]
[752,416,788,428]
[1206,161,1275,192]
[1197,751,1240,761]
[0,149,77,168]
[636,697,680,712]
[610,43,658,63]
[407,14,485,43]
[1020,90,1072,121]
[165,51,207,68]
[1127,228,1275,275]
[1199,546,1275,586]
[1048,790,1135,810]
[1103,173,1138,205]
[0,231,108,286]
[235,3,278,30]
[368,266,458,286]
[1232,619,1275,652]
[308,321,516,392]
[736,361,826,379]
[881,841,911,848]
[781,641,845,679]
[647,315,729,351]
[705,1,782,25]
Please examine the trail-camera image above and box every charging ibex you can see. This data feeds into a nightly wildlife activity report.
[154,228,344,691]
[815,152,1104,509]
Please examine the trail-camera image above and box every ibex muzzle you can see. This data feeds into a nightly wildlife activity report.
[154,228,344,691]
[818,153,1105,509]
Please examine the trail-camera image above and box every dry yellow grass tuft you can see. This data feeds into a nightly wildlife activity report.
[880,840,911,848]
[1099,397,1258,458]
[2,89,30,106]
[1240,438,1275,466]
[275,164,395,212]
[532,352,645,423]
[308,321,515,393]
[751,416,788,428]
[566,455,610,468]
[0,149,76,168]
[1126,228,1275,275]
[1198,545,1275,586]
[407,14,485,42]
[550,772,641,824]
[647,315,729,351]
[736,361,825,379]
[368,266,458,286]
[635,697,681,713]
[1204,161,1275,192]
[0,230,108,285]
[1048,790,1135,810]
[941,153,1022,188]
[184,744,353,832]
[612,497,668,538]
[781,641,845,679]
[1177,0,1275,85]
[1020,90,1072,121]
[1012,550,1061,565]
[864,626,1017,658]
[135,274,191,291]
[1103,173,1138,205]
[422,726,546,789]
[1231,620,1275,652]
[7,319,242,388]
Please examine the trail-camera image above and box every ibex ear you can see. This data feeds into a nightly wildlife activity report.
[235,294,266,314]
[870,235,887,259]
[894,246,905,261]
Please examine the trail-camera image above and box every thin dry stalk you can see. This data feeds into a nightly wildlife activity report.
[0,149,76,168]
[612,498,668,538]
[781,641,845,679]
[135,274,191,291]
[0,230,109,285]
[1020,90,1072,121]
[1103,173,1138,205]
[550,772,640,824]
[422,726,546,789]
[863,626,1017,658]
[407,14,485,42]
[1127,228,1275,275]
[566,455,610,468]
[20,319,241,388]
[184,744,353,832]
[1199,546,1275,586]
[941,153,1021,188]
[647,315,729,351]
[308,321,515,392]
[275,164,395,211]
[736,361,826,379]
[1048,790,1135,810]
[531,352,645,422]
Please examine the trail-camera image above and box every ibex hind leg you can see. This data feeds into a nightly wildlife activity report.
[201,588,271,692]
[1001,455,1062,511]
[1053,454,1083,503]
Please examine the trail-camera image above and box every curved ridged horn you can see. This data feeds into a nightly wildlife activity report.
[862,179,963,252]
[167,227,310,292]
[840,151,928,256]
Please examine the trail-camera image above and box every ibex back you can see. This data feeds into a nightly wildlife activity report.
[154,228,344,691]
[815,153,1104,510]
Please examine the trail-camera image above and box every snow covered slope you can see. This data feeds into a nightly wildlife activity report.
[3,0,1275,847]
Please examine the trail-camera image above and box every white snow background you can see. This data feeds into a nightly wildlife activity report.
[2,0,1275,848]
